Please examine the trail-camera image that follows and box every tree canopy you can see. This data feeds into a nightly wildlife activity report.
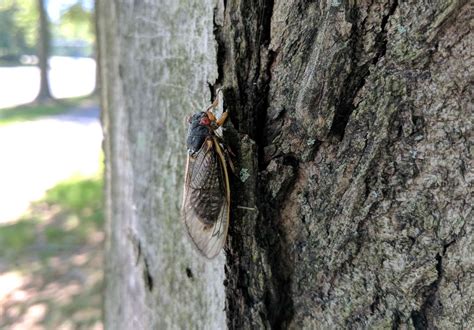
[0,0,94,62]
[0,0,37,58]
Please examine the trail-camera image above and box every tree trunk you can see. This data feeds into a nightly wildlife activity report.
[220,1,473,328]
[100,0,473,329]
[36,0,52,102]
[98,0,225,328]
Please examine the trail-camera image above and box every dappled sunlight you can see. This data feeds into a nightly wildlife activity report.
[0,272,25,302]
[0,174,104,329]
[11,303,48,330]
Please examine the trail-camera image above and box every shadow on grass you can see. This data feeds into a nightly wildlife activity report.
[0,174,104,329]
[0,95,96,126]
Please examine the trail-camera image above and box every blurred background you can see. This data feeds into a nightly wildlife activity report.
[0,0,103,328]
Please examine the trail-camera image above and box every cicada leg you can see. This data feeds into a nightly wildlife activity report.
[206,110,228,132]
[216,140,235,174]
[206,138,213,151]
[207,110,217,122]
[206,88,222,112]
[225,147,236,174]
[206,88,228,127]
[215,111,228,127]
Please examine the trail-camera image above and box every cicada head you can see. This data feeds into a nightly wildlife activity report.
[186,112,212,156]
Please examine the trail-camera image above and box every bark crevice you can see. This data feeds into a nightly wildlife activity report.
[254,1,299,326]
[143,256,154,292]
[329,0,399,140]
[212,0,226,96]
[372,0,399,64]
[259,157,298,328]
[411,253,443,330]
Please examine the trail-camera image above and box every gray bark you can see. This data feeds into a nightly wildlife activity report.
[100,0,473,329]
[98,0,225,328]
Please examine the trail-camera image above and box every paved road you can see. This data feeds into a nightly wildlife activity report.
[0,106,102,223]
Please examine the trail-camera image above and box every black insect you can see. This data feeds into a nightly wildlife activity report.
[182,93,230,259]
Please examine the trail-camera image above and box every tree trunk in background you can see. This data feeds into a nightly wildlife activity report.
[93,0,100,95]
[98,0,225,328]
[36,0,52,102]
[100,0,473,329]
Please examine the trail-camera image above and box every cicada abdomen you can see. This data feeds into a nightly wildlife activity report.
[182,108,230,259]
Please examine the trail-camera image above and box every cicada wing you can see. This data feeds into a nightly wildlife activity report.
[183,196,229,258]
[182,138,230,259]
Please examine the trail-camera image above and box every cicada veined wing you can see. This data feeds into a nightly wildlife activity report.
[182,136,230,259]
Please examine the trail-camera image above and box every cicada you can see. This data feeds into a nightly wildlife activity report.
[182,93,230,259]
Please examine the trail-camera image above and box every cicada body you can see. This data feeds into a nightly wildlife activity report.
[182,108,230,259]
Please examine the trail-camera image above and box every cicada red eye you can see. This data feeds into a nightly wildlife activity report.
[200,117,210,126]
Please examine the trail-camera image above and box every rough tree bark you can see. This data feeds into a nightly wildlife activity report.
[220,0,473,328]
[36,0,52,102]
[100,0,472,329]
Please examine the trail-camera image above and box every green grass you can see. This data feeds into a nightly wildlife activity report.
[0,173,104,328]
[0,95,95,126]
[0,174,103,259]
[0,220,36,253]
[45,175,103,213]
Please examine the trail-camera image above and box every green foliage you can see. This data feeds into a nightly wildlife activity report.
[61,3,92,27]
[55,2,94,56]
[0,7,25,56]
[0,0,37,58]
[12,0,38,48]
[0,0,95,60]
